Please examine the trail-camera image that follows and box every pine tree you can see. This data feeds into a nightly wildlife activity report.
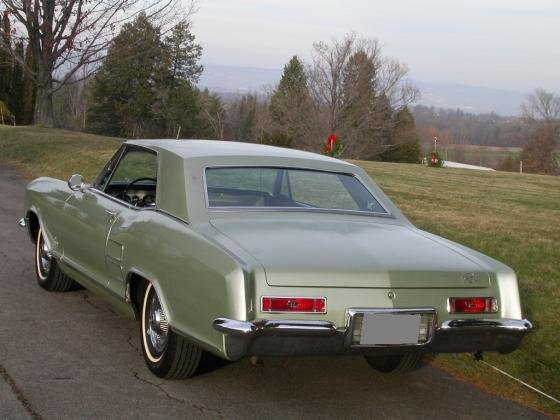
[9,41,24,123]
[269,56,312,148]
[164,21,203,84]
[340,50,380,158]
[88,14,168,137]
[379,106,421,163]
[160,20,203,138]
[88,14,203,138]
[20,42,37,125]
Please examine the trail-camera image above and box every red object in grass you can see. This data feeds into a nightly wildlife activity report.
[325,134,337,153]
[431,152,438,166]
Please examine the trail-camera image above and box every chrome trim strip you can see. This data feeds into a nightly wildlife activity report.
[213,318,337,336]
[439,318,533,332]
[18,218,27,228]
[345,307,438,348]
[202,165,393,218]
[208,206,395,218]
[88,187,158,213]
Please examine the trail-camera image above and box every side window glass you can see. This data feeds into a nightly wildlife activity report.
[104,148,158,207]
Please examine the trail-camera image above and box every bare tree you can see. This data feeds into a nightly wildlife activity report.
[520,88,560,174]
[307,34,418,155]
[198,89,225,139]
[0,0,193,127]
[521,88,560,123]
[308,34,355,134]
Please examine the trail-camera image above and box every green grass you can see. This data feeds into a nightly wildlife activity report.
[1,125,559,415]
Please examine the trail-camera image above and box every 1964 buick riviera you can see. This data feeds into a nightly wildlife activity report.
[18,140,532,379]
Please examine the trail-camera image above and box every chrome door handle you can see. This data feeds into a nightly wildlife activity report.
[105,210,117,221]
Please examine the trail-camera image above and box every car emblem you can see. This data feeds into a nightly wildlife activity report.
[387,291,396,300]
[462,272,476,284]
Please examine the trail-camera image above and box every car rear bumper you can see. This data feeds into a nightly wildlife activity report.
[212,317,533,361]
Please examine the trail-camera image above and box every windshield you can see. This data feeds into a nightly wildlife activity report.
[205,167,387,214]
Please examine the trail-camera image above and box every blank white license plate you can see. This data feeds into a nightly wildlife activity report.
[360,313,421,345]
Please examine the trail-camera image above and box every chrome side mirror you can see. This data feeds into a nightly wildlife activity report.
[68,174,85,192]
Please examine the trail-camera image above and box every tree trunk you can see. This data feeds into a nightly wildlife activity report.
[33,85,54,127]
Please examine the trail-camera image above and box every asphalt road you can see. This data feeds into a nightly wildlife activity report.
[0,165,544,420]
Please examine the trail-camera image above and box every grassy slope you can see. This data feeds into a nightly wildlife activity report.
[1,126,559,414]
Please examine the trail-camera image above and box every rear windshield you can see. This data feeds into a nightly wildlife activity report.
[205,167,387,214]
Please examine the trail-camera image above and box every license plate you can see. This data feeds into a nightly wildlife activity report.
[360,313,421,345]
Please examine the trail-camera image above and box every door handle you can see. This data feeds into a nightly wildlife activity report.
[105,210,117,221]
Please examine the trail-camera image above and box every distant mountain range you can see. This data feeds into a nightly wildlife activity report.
[198,63,528,116]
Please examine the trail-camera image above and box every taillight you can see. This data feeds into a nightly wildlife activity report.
[448,297,498,313]
[261,297,326,313]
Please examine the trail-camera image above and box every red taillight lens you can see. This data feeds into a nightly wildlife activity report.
[449,297,498,313]
[261,297,326,313]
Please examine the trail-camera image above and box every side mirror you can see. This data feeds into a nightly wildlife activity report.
[68,174,85,192]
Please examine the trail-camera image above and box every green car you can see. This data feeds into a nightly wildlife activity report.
[19,140,532,379]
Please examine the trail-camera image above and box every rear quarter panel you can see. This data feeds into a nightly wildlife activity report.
[111,210,256,356]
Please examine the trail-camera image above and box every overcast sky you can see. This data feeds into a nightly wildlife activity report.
[192,0,560,92]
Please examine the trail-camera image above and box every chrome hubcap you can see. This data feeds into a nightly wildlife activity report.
[38,235,51,276]
[146,291,169,356]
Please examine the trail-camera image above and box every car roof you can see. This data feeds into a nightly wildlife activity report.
[125,139,351,166]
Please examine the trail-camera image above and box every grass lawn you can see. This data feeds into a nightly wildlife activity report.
[1,125,559,415]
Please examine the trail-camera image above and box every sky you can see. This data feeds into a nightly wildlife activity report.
[191,0,560,93]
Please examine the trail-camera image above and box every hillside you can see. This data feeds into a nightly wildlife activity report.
[1,125,559,415]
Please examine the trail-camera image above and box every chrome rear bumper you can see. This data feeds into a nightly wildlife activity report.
[213,317,532,361]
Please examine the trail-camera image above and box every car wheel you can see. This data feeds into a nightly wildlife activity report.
[35,228,76,292]
[140,282,202,379]
[364,354,431,374]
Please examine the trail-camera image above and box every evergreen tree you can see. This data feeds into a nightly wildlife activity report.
[9,41,24,123]
[160,82,200,138]
[379,106,421,163]
[164,21,203,84]
[159,20,203,138]
[88,14,203,138]
[340,50,381,159]
[20,42,37,124]
[0,13,13,105]
[269,56,312,148]
[88,14,168,137]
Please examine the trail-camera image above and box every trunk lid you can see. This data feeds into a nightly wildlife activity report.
[210,218,491,289]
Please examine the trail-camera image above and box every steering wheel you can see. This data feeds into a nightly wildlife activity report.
[124,177,157,193]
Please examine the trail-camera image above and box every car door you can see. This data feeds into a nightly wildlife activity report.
[61,145,158,294]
